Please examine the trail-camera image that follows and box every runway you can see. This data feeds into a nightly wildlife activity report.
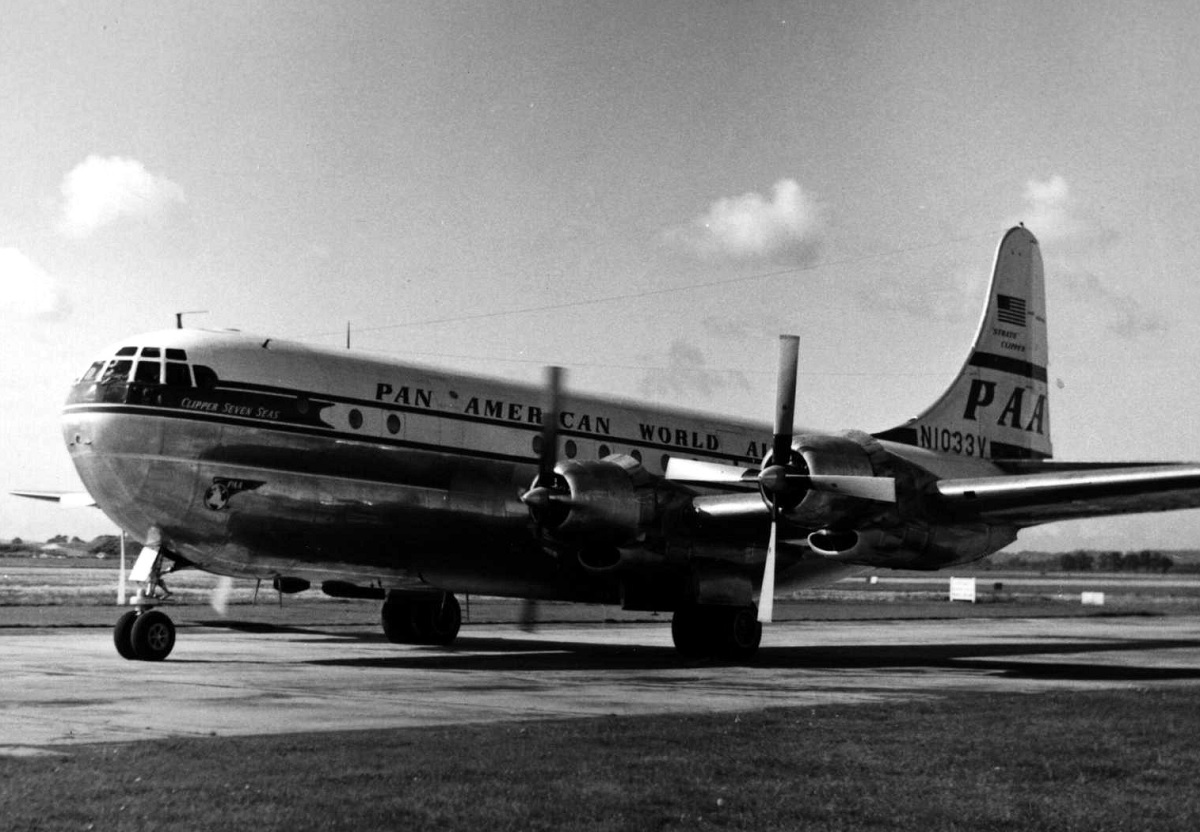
[5,614,1200,753]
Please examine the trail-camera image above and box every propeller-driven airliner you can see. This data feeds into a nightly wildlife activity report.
[18,226,1200,661]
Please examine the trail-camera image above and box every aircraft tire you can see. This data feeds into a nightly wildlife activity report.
[130,610,176,661]
[425,594,461,646]
[113,610,139,660]
[716,606,762,661]
[671,606,713,659]
[381,597,417,643]
[407,595,462,645]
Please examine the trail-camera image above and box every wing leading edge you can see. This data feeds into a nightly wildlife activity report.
[935,463,1200,526]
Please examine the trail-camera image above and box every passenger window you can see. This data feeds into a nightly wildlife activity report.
[134,361,161,384]
[164,363,191,387]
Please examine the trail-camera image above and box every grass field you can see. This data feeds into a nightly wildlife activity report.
[4,689,1199,831]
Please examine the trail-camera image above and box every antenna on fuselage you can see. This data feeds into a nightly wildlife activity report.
[346,321,351,350]
[175,310,209,329]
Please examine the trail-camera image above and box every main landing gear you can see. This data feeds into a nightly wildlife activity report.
[381,591,462,646]
[671,604,762,661]
[113,544,177,661]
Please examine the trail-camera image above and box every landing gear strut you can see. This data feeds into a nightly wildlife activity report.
[381,592,462,646]
[113,545,177,661]
[671,604,762,661]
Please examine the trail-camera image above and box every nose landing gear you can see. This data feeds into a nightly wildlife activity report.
[113,544,178,661]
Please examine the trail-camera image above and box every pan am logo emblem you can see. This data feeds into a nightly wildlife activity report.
[204,477,265,511]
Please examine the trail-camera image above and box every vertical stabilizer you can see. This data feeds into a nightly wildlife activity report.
[875,226,1051,460]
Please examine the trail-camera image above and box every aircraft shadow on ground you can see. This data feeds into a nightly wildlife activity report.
[287,631,1200,682]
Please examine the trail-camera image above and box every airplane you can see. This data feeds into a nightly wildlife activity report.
[18,225,1200,662]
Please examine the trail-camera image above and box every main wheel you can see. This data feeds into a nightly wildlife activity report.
[113,610,139,660]
[381,597,417,643]
[717,606,762,661]
[671,606,713,658]
[423,595,461,646]
[130,609,176,661]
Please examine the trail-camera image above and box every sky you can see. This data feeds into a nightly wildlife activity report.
[5,1,1200,551]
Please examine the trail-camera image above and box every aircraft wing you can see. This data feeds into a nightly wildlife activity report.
[934,463,1200,526]
[10,490,97,508]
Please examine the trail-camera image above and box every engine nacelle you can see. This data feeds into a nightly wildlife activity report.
[546,456,658,547]
[772,433,879,528]
[808,523,1018,569]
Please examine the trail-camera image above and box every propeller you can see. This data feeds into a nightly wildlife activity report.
[664,335,896,623]
[210,575,234,615]
[517,365,571,632]
[758,336,799,623]
[520,366,571,519]
[665,458,897,503]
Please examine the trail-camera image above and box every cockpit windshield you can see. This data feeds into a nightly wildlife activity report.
[68,346,217,405]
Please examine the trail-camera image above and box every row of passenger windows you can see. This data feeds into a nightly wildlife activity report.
[343,407,666,468]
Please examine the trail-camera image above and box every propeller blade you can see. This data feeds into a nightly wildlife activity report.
[772,335,800,465]
[758,510,778,624]
[537,366,564,480]
[804,474,897,503]
[664,457,759,485]
[210,575,234,615]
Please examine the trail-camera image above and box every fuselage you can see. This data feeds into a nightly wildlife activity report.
[61,328,1011,608]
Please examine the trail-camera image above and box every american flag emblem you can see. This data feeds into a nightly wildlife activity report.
[997,294,1026,327]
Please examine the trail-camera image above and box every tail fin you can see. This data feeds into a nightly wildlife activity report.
[875,226,1051,461]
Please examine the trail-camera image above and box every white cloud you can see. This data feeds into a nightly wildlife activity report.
[0,248,68,319]
[665,179,824,263]
[1017,175,1112,248]
[58,155,186,238]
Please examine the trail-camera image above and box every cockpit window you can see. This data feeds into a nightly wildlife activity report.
[141,347,161,358]
[165,348,187,361]
[164,362,191,387]
[134,360,161,384]
[193,365,218,388]
[101,360,132,384]
[79,361,106,383]
[115,346,137,357]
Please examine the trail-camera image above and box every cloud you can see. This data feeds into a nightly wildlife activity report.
[58,155,186,238]
[640,339,750,398]
[0,248,69,319]
[664,179,824,264]
[1059,267,1167,338]
[1016,175,1113,249]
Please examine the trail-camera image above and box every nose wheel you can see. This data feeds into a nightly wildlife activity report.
[113,609,177,661]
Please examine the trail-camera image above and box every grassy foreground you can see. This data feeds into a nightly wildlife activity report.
[5,689,1200,831]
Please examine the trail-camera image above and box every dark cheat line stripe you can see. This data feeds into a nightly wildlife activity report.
[968,351,1048,382]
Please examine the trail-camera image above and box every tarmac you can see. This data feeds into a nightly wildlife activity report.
[5,611,1200,754]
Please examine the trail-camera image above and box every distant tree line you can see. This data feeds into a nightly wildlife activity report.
[1058,550,1175,574]
[986,549,1199,574]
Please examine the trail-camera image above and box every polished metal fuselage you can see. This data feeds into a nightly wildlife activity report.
[62,328,1012,607]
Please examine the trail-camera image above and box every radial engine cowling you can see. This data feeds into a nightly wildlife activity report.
[773,432,881,528]
[542,455,659,546]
